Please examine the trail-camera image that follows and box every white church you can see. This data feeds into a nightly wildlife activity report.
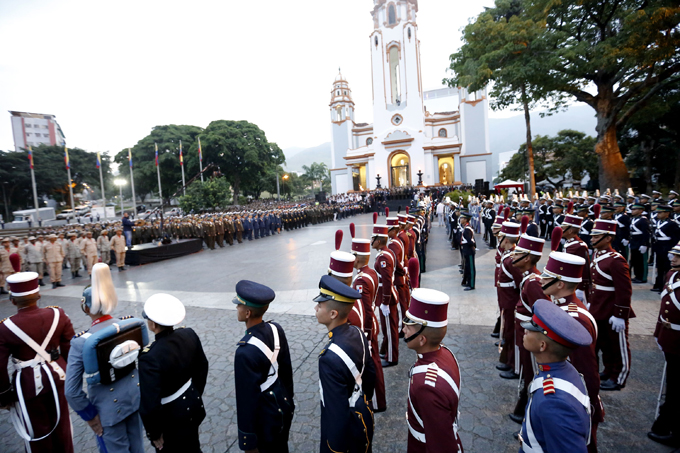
[329,0,493,194]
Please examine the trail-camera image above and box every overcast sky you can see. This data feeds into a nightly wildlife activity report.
[0,0,500,156]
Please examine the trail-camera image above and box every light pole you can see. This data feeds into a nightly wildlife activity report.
[114,179,127,216]
[281,174,289,200]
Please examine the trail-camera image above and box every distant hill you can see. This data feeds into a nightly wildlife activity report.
[282,105,598,172]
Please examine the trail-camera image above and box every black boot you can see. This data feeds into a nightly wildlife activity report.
[56,282,65,287]
[52,283,57,289]
[39,279,45,287]
[118,267,124,272]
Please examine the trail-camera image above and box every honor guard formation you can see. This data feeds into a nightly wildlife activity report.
[1,187,680,452]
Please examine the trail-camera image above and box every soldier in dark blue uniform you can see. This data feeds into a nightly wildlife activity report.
[233,280,294,453]
[243,215,253,241]
[263,213,271,237]
[519,299,593,453]
[139,294,209,453]
[253,214,261,239]
[460,211,476,291]
[629,203,651,283]
[314,275,375,453]
[613,201,631,261]
[652,205,680,292]
[577,205,594,251]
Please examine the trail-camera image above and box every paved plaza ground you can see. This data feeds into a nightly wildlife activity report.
[0,213,675,452]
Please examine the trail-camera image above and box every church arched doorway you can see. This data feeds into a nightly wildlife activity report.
[389,151,410,187]
[438,156,454,185]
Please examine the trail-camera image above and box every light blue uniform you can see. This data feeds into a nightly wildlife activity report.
[65,317,144,453]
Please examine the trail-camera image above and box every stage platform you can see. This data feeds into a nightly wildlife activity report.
[125,238,203,266]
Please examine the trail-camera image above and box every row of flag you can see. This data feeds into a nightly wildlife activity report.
[28,139,204,170]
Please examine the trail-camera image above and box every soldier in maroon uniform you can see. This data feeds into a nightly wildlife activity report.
[649,241,680,447]
[588,219,634,391]
[0,271,75,453]
[507,233,546,421]
[327,230,364,330]
[496,222,523,373]
[490,208,509,338]
[403,287,463,453]
[373,224,399,367]
[387,217,408,334]
[540,251,603,453]
[405,213,417,261]
[349,223,385,412]
[560,211,592,304]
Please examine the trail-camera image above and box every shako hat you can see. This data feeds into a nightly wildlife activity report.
[500,221,521,238]
[514,234,545,256]
[561,214,583,229]
[6,272,40,297]
[541,251,585,283]
[591,219,616,235]
[403,288,449,328]
[521,299,592,349]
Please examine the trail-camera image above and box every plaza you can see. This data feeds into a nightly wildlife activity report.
[0,213,674,452]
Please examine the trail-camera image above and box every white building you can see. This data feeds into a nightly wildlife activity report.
[329,0,493,194]
[9,111,66,151]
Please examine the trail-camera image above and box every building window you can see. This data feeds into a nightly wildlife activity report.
[390,152,410,187]
[26,124,32,128]
[352,165,367,191]
[344,91,347,95]
[337,91,340,96]
[43,133,49,137]
[366,138,373,146]
[388,4,396,25]
[42,125,48,129]
[389,46,401,105]
[336,106,343,121]
[438,128,447,138]
[391,114,403,125]
[408,28,411,39]
[438,157,454,185]
[374,36,378,47]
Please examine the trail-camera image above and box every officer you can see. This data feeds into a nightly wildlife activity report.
[652,205,680,292]
[613,201,631,261]
[65,263,145,453]
[233,280,294,452]
[629,203,651,283]
[649,241,680,447]
[403,287,464,452]
[0,271,75,453]
[518,300,593,453]
[460,211,476,290]
[139,294,209,453]
[110,229,127,272]
[314,275,375,453]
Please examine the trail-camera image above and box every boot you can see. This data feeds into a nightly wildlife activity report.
[0,288,8,295]
[118,267,124,272]
[39,279,45,287]
[56,282,65,287]
[52,283,57,289]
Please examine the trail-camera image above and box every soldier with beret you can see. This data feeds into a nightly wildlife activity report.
[233,280,295,453]
[518,299,594,453]
[403,288,463,453]
[314,275,375,453]
[139,294,209,452]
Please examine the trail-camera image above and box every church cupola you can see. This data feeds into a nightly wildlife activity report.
[330,69,354,124]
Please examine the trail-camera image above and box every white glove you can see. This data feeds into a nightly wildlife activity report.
[622,239,629,247]
[609,316,626,333]
[655,337,663,351]
[575,289,586,303]
[380,304,390,317]
[586,302,591,310]
[639,246,648,254]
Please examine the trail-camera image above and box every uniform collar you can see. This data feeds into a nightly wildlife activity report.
[536,360,568,373]
[416,345,442,360]
[155,328,175,339]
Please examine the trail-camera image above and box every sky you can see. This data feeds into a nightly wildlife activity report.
[0,0,499,156]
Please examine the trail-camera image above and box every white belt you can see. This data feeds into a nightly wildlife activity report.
[498,281,516,288]
[657,237,671,241]
[515,313,532,322]
[660,315,680,331]
[594,284,615,291]
[161,378,192,405]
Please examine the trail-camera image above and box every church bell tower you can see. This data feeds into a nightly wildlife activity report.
[329,70,355,178]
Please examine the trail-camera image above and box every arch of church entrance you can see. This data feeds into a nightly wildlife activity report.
[389,150,411,188]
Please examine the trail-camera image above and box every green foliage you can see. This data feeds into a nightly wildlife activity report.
[302,162,330,194]
[178,177,232,213]
[445,190,477,208]
[498,130,597,187]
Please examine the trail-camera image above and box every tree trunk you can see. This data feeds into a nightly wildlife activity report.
[595,121,631,193]
[643,139,654,194]
[521,85,536,198]
[233,180,240,206]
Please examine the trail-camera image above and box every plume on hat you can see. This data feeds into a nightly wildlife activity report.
[520,215,529,234]
[408,257,420,289]
[503,207,510,219]
[90,263,118,315]
[9,253,21,273]
[551,227,563,252]
[593,203,601,218]
[406,206,410,214]
[385,207,389,217]
[373,212,378,224]
[335,230,343,251]
[567,201,574,214]
[349,222,356,239]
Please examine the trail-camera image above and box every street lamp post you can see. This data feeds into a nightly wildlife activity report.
[282,174,289,200]
[114,179,127,217]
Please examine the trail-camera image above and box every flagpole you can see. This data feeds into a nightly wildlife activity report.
[155,143,163,204]
[28,146,41,225]
[97,153,106,219]
[128,148,137,216]
[198,137,204,182]
[65,146,75,221]
[180,140,186,195]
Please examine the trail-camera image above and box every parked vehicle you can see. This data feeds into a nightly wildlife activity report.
[12,207,57,223]
[56,209,75,220]
[75,205,91,215]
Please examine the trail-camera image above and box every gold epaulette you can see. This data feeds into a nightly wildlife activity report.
[120,315,133,320]
[0,317,10,324]
[142,341,155,353]
[45,305,61,309]
[73,330,88,339]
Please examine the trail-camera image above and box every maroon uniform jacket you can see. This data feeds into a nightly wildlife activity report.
[352,266,379,341]
[552,294,604,423]
[588,247,635,321]
[405,229,416,260]
[375,247,397,307]
[655,269,680,355]
[388,237,407,287]
[564,237,592,294]
[407,346,463,453]
[516,268,544,319]
[497,249,523,311]
[398,230,410,264]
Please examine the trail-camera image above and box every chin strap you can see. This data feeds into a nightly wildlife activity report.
[512,252,530,266]
[542,278,559,292]
[404,324,426,344]
[591,236,608,249]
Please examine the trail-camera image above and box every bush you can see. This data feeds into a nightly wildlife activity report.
[445,189,476,208]
[179,178,232,213]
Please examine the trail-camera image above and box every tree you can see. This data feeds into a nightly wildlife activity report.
[499,130,598,188]
[114,125,203,203]
[302,162,329,194]
[178,177,232,213]
[198,120,285,204]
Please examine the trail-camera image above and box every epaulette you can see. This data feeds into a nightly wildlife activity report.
[178,326,186,329]
[73,330,88,339]
[319,348,327,356]
[543,378,556,395]
[142,341,155,353]
[0,317,10,324]
[45,305,61,309]
[120,315,133,320]
[424,362,439,387]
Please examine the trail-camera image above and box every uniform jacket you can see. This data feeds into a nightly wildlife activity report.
[110,235,127,253]
[588,247,634,321]
[0,247,12,274]
[80,238,98,258]
[563,237,592,293]
[461,225,476,256]
[26,242,44,263]
[96,235,111,252]
[375,247,397,307]
[655,270,680,355]
[65,317,141,427]
[579,219,594,249]
[43,242,65,263]
[352,266,379,341]
[497,252,522,310]
[388,237,406,286]
[516,268,544,319]
[653,219,680,254]
[235,321,294,450]
[65,240,82,259]
[613,213,631,249]
[406,346,463,453]
[629,215,650,250]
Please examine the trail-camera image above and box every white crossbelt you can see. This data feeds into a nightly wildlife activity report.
[594,284,615,291]
[326,326,366,407]
[246,323,281,392]
[498,281,516,288]
[515,313,532,322]
[560,305,598,338]
[161,378,192,405]
[662,273,680,312]
[660,315,680,331]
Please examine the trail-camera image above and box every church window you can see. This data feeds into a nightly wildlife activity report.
[390,152,410,187]
[389,46,401,105]
[438,156,454,185]
[438,128,447,138]
[391,114,403,125]
[374,36,379,47]
[336,106,343,121]
[344,91,347,95]
[408,28,411,39]
[366,138,373,146]
[337,91,340,96]
[388,5,396,25]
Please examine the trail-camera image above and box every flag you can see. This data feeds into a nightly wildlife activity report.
[28,145,34,169]
[154,143,159,167]
[198,137,202,162]
[179,140,183,166]
[128,148,132,168]
[64,146,70,169]
[96,152,101,169]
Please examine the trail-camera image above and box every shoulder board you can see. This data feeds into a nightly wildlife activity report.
[543,377,556,395]
[0,316,10,324]
[45,305,61,309]
[237,340,247,346]
[73,330,89,339]
[120,315,133,320]
[567,303,579,313]
[178,326,186,329]
[424,362,439,387]
[142,341,156,353]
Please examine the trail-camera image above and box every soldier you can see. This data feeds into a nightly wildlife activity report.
[314,275,375,453]
[234,215,244,243]
[518,300,594,453]
[253,213,261,239]
[613,201,631,261]
[386,216,408,330]
[373,224,399,367]
[139,294,209,453]
[44,234,66,288]
[110,229,127,272]
[403,288,463,452]
[225,216,235,246]
[26,236,47,286]
[215,215,225,247]
[0,272,75,453]
[496,221,522,373]
[652,205,680,292]
[460,211,477,290]
[98,229,112,265]
[233,280,295,452]
[81,231,99,276]
[0,238,12,294]
[65,264,145,453]
[243,214,253,241]
[629,203,650,283]
[561,211,592,304]
[648,241,680,447]
[576,204,594,251]
[66,233,83,278]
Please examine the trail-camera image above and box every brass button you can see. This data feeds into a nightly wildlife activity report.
[131,374,134,378]
[666,310,669,314]
[114,399,118,403]
[110,388,114,392]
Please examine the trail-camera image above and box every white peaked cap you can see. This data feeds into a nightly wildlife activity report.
[144,293,186,326]
[91,263,118,315]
